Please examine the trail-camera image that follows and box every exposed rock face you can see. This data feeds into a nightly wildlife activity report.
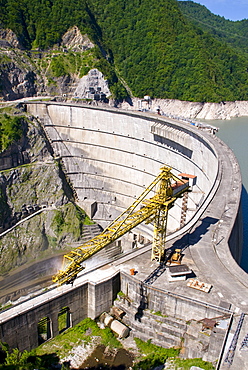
[0,28,23,49]
[62,26,94,51]
[120,97,248,120]
[0,111,87,276]
[0,27,97,100]
[74,68,111,99]
[0,114,51,171]
[1,63,38,100]
[154,99,248,120]
[0,164,65,270]
[0,51,71,100]
[0,178,79,275]
[195,100,248,120]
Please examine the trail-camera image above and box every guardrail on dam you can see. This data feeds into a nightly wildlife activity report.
[0,102,247,366]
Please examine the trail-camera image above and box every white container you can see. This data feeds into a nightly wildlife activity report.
[110,320,130,338]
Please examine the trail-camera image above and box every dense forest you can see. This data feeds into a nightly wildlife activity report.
[178,1,248,55]
[0,0,248,102]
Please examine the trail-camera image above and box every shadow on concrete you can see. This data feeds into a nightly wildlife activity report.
[241,185,248,272]
[170,216,219,252]
[143,263,167,285]
[188,216,219,246]
[134,282,147,322]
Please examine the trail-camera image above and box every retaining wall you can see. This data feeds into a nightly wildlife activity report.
[119,272,231,321]
[0,275,119,352]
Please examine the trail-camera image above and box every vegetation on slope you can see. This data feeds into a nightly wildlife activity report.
[0,107,93,275]
[178,1,248,55]
[0,0,248,102]
[89,0,248,102]
[0,0,91,50]
[133,338,214,370]
[0,113,23,151]
[0,318,215,370]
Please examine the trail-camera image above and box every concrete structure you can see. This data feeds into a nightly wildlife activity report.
[27,103,219,238]
[0,102,247,368]
[0,272,120,350]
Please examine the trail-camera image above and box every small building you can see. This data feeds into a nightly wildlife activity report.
[167,264,192,282]
[178,173,197,189]
[85,86,107,101]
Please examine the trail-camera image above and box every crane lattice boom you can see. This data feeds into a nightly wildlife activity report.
[52,166,191,285]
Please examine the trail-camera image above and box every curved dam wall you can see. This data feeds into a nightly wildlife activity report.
[28,102,219,243]
[27,102,247,278]
[1,102,247,358]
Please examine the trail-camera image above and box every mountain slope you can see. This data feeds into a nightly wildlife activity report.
[0,0,248,102]
[178,0,248,55]
[89,0,248,101]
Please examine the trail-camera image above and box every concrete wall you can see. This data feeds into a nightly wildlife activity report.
[27,103,218,238]
[0,101,245,360]
[27,101,245,267]
[0,269,229,353]
[0,284,88,351]
[120,272,230,321]
[9,101,243,362]
[0,274,119,351]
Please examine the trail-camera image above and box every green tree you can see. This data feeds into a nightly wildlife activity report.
[0,114,23,152]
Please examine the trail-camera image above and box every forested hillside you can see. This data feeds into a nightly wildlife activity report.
[0,0,248,102]
[178,1,248,55]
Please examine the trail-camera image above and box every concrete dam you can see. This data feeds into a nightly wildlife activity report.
[1,102,248,368]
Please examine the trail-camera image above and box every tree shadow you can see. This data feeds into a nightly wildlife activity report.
[37,353,61,369]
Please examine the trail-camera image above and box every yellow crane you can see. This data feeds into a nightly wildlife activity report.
[52,166,192,285]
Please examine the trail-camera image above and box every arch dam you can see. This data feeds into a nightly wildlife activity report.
[0,102,248,368]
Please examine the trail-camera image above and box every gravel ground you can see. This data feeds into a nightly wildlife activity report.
[60,336,101,369]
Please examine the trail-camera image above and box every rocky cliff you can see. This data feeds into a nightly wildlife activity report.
[1,26,248,119]
[152,98,248,120]
[0,26,96,100]
[0,106,91,277]
[120,97,248,120]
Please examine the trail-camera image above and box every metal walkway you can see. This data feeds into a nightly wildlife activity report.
[240,332,248,351]
[224,313,245,366]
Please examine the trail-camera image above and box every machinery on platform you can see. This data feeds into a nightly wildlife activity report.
[168,248,183,265]
[52,166,194,285]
